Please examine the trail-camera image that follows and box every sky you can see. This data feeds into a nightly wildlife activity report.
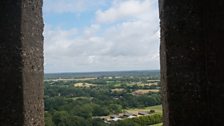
[43,0,160,73]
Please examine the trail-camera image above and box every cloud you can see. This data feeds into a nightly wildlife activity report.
[44,0,107,14]
[44,0,160,73]
[96,0,153,23]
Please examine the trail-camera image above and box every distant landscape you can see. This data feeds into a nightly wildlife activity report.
[44,70,162,126]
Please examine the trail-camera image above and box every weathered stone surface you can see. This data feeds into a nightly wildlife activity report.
[1,0,224,125]
[160,0,224,126]
[0,0,44,125]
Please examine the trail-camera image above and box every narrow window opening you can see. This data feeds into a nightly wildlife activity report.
[43,0,161,125]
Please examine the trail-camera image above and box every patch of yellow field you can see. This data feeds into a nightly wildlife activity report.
[74,83,96,88]
[132,89,160,95]
[127,83,158,87]
[147,80,160,82]
[111,88,125,92]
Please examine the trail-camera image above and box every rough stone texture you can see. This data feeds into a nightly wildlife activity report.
[160,0,224,126]
[0,0,44,125]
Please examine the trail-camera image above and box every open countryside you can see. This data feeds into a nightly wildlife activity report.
[44,70,162,126]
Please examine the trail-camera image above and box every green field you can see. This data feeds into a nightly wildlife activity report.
[150,123,163,126]
[44,70,161,126]
[147,105,162,114]
[125,105,162,115]
[148,105,163,126]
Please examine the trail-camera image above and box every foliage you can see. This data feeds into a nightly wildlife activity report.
[45,112,54,126]
[112,114,162,126]
[44,71,161,126]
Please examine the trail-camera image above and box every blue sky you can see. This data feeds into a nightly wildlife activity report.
[43,0,160,73]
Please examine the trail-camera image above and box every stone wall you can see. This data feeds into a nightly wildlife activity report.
[0,0,44,125]
[160,0,224,126]
[1,0,224,126]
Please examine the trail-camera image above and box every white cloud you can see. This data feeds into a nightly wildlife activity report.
[44,0,107,13]
[96,0,153,23]
[44,0,160,73]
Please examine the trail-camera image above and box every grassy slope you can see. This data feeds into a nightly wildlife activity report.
[126,105,163,126]
[125,105,162,115]
[150,123,163,126]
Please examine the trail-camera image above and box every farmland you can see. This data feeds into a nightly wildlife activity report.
[44,70,162,126]
[150,123,163,126]
[125,105,162,115]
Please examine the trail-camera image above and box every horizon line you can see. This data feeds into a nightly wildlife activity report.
[44,69,160,74]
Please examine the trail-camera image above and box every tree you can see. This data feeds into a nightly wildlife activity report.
[52,111,70,126]
[45,112,54,126]
[108,104,122,114]
[71,104,93,118]
[68,116,89,126]
[92,118,108,126]
[93,105,110,116]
